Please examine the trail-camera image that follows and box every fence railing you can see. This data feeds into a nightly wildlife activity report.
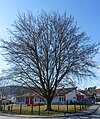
[0,101,93,115]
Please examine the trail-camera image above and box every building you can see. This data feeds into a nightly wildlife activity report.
[76,91,86,100]
[16,87,77,105]
[7,94,16,104]
[96,89,100,100]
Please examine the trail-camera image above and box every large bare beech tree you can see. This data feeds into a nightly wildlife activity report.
[1,11,99,110]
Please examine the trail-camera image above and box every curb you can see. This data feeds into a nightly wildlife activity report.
[0,113,65,118]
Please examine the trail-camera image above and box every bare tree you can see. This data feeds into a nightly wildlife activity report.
[1,11,99,110]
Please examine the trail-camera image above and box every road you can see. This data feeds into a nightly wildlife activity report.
[0,116,28,119]
[0,104,100,119]
[0,116,53,119]
[0,115,61,119]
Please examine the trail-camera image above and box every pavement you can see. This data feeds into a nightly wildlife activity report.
[64,103,100,118]
[0,104,99,118]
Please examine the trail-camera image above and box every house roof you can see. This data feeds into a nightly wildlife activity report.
[6,94,16,99]
[16,87,77,98]
[55,87,77,96]
[76,91,85,96]
[96,89,100,94]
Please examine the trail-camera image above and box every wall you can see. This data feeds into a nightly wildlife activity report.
[65,89,77,103]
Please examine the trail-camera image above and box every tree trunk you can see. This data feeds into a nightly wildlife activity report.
[46,98,53,111]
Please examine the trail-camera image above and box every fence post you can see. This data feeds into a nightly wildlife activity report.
[38,103,40,115]
[74,101,76,112]
[82,101,84,110]
[79,100,81,111]
[47,104,49,115]
[8,105,10,113]
[0,105,3,111]
[31,104,33,115]
[4,104,5,112]
[66,100,68,112]
[11,104,13,114]
[88,101,90,107]
[20,104,22,114]
[85,102,87,109]
[58,101,59,112]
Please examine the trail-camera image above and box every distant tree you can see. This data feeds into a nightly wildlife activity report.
[86,86,97,99]
[1,11,99,111]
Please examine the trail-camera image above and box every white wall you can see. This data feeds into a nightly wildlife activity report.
[25,89,77,104]
[52,96,59,103]
[65,89,77,102]
[33,97,46,104]
[52,89,77,104]
[10,96,16,103]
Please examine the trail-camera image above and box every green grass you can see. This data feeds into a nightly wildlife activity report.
[2,104,86,115]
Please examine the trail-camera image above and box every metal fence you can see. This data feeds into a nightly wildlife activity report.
[0,101,93,115]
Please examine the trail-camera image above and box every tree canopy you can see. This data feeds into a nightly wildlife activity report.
[1,11,99,110]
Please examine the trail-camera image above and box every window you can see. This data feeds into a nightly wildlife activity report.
[59,96,65,102]
[34,98,39,102]
[73,97,76,99]
[40,99,45,102]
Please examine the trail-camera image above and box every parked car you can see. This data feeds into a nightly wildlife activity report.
[76,98,96,105]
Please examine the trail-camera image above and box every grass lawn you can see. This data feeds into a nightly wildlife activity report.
[2,104,85,115]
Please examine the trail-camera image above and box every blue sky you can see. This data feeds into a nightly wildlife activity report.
[0,0,100,89]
